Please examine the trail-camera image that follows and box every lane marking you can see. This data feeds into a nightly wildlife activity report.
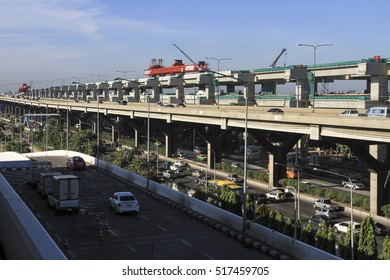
[126,244,136,252]
[157,225,167,232]
[203,253,214,260]
[180,239,192,247]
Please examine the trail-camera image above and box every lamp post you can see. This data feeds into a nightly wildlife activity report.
[286,186,297,241]
[146,92,150,190]
[205,57,232,109]
[275,162,301,218]
[242,91,249,232]
[116,70,133,79]
[298,43,333,113]
[313,168,354,260]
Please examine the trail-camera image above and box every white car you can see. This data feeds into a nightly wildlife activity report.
[333,221,361,234]
[315,207,337,219]
[109,191,139,214]
[226,174,244,183]
[339,109,359,116]
[174,160,189,167]
[265,190,286,201]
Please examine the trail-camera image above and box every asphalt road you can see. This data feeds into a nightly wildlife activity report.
[9,155,276,260]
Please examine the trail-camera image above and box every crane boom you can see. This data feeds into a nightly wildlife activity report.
[172,43,197,65]
[269,48,287,68]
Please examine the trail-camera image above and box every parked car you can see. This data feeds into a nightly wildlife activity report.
[315,207,337,219]
[66,156,86,170]
[162,161,172,169]
[308,215,332,227]
[109,191,139,214]
[267,108,284,113]
[333,221,361,234]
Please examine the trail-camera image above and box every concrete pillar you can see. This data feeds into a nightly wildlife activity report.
[370,75,388,101]
[175,85,184,102]
[295,79,310,101]
[226,84,235,93]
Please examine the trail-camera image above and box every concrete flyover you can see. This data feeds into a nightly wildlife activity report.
[23,55,389,108]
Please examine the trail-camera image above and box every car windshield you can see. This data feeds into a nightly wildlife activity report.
[120,195,135,201]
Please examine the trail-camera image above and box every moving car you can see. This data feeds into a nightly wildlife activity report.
[66,156,86,170]
[196,154,207,161]
[308,215,332,227]
[231,162,243,168]
[226,173,244,183]
[333,221,361,234]
[265,190,286,201]
[267,108,284,113]
[339,109,359,116]
[109,191,139,214]
[374,222,388,236]
[315,207,337,219]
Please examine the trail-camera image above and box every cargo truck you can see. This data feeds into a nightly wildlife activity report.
[36,171,63,198]
[47,175,80,214]
[26,159,52,186]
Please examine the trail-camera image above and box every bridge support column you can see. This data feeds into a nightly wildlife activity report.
[175,85,184,103]
[295,79,310,101]
[370,75,388,102]
[226,84,235,93]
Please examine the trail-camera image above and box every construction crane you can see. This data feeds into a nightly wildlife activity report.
[269,48,287,68]
[144,44,209,77]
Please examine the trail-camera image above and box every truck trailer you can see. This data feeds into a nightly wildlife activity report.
[47,175,80,214]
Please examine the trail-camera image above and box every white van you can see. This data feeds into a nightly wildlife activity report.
[366,106,390,118]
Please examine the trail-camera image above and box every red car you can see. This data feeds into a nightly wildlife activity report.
[67,156,86,170]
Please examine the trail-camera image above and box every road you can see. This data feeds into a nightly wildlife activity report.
[6,155,276,260]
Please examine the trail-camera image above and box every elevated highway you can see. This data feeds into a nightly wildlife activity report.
[1,96,390,215]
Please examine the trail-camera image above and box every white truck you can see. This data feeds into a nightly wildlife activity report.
[26,159,52,186]
[312,198,340,210]
[47,175,80,214]
[36,171,62,198]
[341,179,365,190]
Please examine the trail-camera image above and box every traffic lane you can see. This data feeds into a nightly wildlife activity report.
[16,165,275,260]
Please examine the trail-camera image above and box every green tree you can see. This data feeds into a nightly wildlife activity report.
[315,222,328,251]
[357,217,378,259]
[301,223,315,246]
[379,235,390,260]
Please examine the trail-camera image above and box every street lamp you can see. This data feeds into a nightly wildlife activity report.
[275,162,301,218]
[116,70,133,79]
[313,167,354,260]
[90,74,106,82]
[286,186,298,241]
[298,43,333,113]
[242,91,249,232]
[205,57,232,109]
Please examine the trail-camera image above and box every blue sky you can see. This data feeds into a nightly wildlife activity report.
[1,0,389,92]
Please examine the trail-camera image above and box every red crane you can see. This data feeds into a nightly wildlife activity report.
[144,44,209,77]
[18,83,31,95]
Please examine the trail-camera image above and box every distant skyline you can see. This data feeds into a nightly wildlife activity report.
[1,0,389,93]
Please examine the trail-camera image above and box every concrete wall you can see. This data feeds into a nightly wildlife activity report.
[0,174,66,260]
[2,150,339,260]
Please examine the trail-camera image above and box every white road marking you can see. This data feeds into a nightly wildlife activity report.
[157,225,167,232]
[126,244,136,252]
[180,239,192,247]
[202,253,214,260]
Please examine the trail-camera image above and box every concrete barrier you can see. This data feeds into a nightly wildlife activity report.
[0,174,66,260]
